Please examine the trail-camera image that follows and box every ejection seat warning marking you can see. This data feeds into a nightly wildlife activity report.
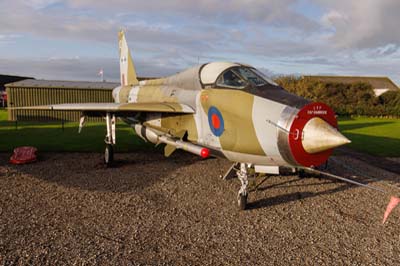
[307,105,327,115]
[208,106,224,137]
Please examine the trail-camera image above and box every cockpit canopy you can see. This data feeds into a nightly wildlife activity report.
[200,62,277,89]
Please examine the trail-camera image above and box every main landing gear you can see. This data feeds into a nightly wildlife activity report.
[237,163,250,210]
[78,113,116,167]
[104,113,116,167]
[222,162,251,210]
[104,144,114,166]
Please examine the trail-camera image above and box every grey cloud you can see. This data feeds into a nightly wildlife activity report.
[66,0,320,32]
[1,0,399,85]
[239,38,319,58]
[0,57,182,81]
[0,1,225,60]
[375,44,399,57]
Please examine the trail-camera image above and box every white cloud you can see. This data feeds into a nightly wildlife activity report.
[317,0,400,51]
[320,10,347,28]
[24,0,62,9]
[0,34,21,45]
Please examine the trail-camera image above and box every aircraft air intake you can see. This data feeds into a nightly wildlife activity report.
[281,102,351,167]
[301,117,351,154]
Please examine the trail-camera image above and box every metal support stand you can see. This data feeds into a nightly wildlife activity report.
[222,163,239,180]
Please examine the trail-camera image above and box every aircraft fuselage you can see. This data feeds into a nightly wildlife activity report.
[112,63,349,168]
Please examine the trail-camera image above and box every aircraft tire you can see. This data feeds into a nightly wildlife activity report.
[238,193,248,210]
[104,144,114,167]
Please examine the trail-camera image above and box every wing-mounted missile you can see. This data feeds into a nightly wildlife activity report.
[134,124,210,158]
[162,130,187,157]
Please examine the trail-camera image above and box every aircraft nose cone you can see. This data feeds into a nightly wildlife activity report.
[302,117,351,154]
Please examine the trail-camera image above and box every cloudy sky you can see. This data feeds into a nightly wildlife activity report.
[0,0,399,84]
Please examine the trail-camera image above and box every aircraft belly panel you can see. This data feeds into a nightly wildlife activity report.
[252,96,287,165]
[146,113,162,128]
[222,151,289,166]
[160,113,198,141]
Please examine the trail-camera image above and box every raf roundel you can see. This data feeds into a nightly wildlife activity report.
[208,106,224,137]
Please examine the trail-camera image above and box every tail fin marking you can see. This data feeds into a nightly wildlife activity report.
[118,30,139,86]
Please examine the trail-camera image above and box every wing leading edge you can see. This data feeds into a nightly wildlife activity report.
[14,102,195,114]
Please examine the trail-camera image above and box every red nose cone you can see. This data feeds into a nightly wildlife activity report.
[200,148,210,158]
[288,102,338,167]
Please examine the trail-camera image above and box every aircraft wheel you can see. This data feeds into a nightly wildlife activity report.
[238,193,248,210]
[104,144,114,167]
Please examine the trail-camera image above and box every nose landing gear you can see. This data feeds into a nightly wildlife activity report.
[237,163,249,210]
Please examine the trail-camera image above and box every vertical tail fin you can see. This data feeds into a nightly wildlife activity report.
[118,30,139,86]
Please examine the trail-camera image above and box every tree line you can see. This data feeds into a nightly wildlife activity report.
[275,76,400,117]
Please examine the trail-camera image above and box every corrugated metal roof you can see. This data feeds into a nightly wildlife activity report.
[0,75,34,91]
[5,79,120,90]
[303,75,399,90]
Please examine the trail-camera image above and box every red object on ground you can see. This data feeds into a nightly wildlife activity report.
[9,146,38,165]
[383,196,400,224]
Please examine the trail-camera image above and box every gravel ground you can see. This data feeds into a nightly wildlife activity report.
[0,151,399,265]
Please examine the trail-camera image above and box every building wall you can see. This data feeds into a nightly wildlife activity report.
[7,86,113,121]
[373,88,391,97]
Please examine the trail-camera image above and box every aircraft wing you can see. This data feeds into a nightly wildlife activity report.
[15,102,195,114]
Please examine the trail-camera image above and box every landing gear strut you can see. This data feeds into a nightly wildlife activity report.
[104,112,116,167]
[237,163,249,210]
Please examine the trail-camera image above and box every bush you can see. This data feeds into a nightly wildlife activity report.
[274,76,400,116]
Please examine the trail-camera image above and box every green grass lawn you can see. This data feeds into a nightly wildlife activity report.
[1,109,399,157]
[338,117,400,157]
[0,109,152,152]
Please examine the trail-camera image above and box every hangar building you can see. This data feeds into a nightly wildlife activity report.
[0,74,33,107]
[6,80,118,121]
[302,76,399,96]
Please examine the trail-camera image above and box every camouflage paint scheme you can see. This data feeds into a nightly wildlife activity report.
[22,31,350,169]
[113,31,350,168]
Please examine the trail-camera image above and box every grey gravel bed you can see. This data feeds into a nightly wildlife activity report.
[0,151,399,265]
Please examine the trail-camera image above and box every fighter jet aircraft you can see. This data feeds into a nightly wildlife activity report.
[20,31,353,209]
